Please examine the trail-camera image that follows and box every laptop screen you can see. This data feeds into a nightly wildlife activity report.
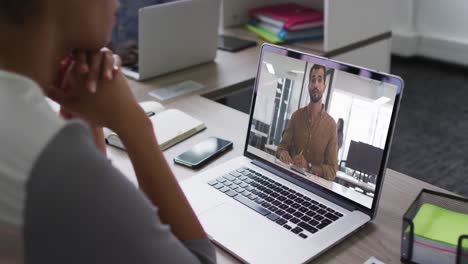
[246,45,403,209]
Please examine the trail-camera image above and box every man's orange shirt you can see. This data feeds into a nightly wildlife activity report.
[277,106,338,181]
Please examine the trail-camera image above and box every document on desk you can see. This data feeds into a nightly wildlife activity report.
[149,80,206,102]
[104,108,206,151]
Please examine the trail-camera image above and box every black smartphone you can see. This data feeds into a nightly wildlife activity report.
[174,137,233,169]
[218,35,257,52]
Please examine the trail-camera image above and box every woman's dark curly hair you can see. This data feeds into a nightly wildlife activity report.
[0,0,38,24]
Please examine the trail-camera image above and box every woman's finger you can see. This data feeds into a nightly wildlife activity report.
[112,54,122,74]
[101,48,115,81]
[74,51,89,74]
[86,51,103,93]
[52,63,83,102]
[57,56,75,90]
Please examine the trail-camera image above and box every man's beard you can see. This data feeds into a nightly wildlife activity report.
[310,88,322,103]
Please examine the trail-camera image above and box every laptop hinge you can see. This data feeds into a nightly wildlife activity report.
[251,159,357,212]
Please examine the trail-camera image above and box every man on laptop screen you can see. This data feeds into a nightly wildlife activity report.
[248,50,399,208]
[276,64,338,181]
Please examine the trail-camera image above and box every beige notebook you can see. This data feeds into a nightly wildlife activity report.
[104,102,206,151]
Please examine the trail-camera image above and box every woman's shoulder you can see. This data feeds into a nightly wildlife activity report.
[0,72,66,158]
[0,71,69,228]
[0,71,66,162]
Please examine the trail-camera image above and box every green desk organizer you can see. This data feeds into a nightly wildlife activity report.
[401,189,468,264]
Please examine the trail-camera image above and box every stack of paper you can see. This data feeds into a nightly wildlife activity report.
[246,3,324,44]
[408,203,468,263]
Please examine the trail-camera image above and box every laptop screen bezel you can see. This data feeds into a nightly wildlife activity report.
[243,44,404,217]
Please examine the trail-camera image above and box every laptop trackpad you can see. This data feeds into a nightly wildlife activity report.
[200,203,300,263]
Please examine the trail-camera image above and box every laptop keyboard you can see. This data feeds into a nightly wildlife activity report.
[208,167,344,239]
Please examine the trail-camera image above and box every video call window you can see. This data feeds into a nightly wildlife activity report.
[247,51,398,208]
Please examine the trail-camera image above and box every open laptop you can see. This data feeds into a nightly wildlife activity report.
[181,44,404,264]
[122,0,220,81]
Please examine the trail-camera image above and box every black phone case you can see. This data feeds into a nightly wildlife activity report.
[218,36,257,52]
[174,142,233,169]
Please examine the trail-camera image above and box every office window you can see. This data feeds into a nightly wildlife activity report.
[328,89,392,162]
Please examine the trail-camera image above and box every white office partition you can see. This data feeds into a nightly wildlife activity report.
[333,39,392,73]
[220,0,393,72]
[222,0,280,27]
[325,0,392,52]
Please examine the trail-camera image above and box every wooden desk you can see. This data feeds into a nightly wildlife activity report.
[0,92,451,264]
[107,94,453,264]
[108,95,249,184]
[127,46,260,103]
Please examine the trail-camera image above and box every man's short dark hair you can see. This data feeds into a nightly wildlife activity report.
[309,64,327,84]
[0,0,37,24]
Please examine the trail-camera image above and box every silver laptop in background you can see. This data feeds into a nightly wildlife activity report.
[181,44,404,263]
[123,0,220,81]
